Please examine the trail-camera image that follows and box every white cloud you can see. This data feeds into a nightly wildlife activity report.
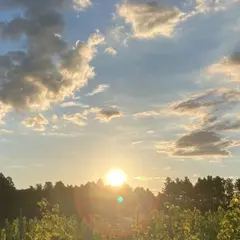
[132,141,143,145]
[0,104,12,124]
[60,101,89,108]
[134,110,161,118]
[195,0,239,13]
[115,0,237,40]
[73,0,92,10]
[0,129,13,134]
[104,47,118,56]
[22,114,49,132]
[109,25,130,45]
[85,84,110,96]
[116,1,185,38]
[63,113,87,126]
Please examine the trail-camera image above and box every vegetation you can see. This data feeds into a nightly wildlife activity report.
[1,173,240,239]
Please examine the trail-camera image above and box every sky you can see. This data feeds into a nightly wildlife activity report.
[0,0,240,192]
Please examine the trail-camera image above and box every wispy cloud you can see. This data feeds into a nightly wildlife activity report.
[22,114,49,132]
[5,165,26,169]
[85,84,109,96]
[134,176,164,181]
[134,110,162,118]
[60,101,89,108]
[63,113,87,126]
[0,129,13,134]
[73,0,92,11]
[109,25,130,45]
[132,141,143,145]
[42,132,83,137]
[104,47,118,56]
[195,0,239,13]
[208,52,240,82]
[147,130,155,134]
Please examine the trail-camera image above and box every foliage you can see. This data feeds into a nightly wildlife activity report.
[1,173,240,239]
[0,195,240,240]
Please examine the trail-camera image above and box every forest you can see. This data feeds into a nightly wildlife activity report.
[1,173,240,239]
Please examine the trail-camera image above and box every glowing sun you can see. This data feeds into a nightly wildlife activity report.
[106,169,127,186]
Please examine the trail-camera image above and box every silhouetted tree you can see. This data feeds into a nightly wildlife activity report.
[0,172,240,226]
[235,178,240,194]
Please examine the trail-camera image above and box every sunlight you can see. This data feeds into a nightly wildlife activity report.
[106,169,127,186]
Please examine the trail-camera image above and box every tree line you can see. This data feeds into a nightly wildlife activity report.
[1,173,240,226]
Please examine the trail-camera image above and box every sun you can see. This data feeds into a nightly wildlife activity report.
[106,169,127,186]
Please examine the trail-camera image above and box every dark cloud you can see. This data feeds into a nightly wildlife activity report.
[96,109,123,122]
[135,88,240,119]
[158,130,239,158]
[176,130,220,148]
[169,89,230,116]
[229,52,240,63]
[0,0,102,119]
[206,119,240,132]
[156,87,240,158]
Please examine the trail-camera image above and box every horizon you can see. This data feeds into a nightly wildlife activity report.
[3,172,239,195]
[0,0,240,192]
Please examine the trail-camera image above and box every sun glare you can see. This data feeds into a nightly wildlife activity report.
[106,169,126,186]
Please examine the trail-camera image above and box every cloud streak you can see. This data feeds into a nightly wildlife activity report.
[60,101,89,108]
[85,84,109,96]
[104,47,118,56]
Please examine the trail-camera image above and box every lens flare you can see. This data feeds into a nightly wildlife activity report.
[117,196,124,203]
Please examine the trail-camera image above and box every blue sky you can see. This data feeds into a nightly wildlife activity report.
[0,0,240,191]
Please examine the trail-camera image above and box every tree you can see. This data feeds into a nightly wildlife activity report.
[224,178,234,207]
[0,173,16,224]
[194,176,225,211]
[234,178,240,194]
